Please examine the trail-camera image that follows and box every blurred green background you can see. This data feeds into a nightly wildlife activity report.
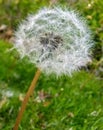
[0,0,103,130]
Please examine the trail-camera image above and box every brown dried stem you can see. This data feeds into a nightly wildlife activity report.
[13,68,41,130]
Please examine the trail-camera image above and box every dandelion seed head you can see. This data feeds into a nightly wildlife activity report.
[14,7,93,76]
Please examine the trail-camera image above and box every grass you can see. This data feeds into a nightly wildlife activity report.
[0,0,103,129]
[0,40,103,130]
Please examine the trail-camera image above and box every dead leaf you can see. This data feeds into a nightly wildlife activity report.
[0,24,7,32]
[43,101,51,107]
[0,97,7,109]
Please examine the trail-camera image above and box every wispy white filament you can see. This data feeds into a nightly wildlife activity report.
[14,7,93,76]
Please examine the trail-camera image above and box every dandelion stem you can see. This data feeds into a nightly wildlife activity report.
[13,68,41,130]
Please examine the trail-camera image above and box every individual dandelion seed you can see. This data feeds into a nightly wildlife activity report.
[13,7,93,130]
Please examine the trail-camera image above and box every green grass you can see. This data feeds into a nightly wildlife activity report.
[0,0,103,129]
[0,40,103,130]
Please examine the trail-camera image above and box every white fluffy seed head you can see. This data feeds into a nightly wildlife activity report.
[14,7,93,76]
